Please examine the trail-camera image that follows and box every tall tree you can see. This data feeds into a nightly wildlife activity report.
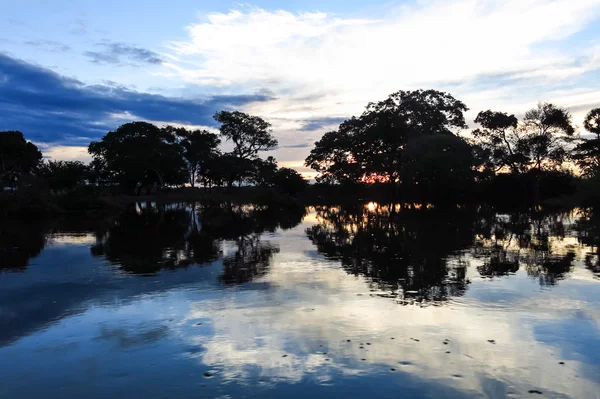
[472,110,527,173]
[573,108,600,177]
[164,126,221,187]
[0,131,42,189]
[213,111,278,160]
[402,134,476,201]
[270,167,308,196]
[521,103,575,172]
[88,122,187,193]
[36,160,88,192]
[305,89,468,185]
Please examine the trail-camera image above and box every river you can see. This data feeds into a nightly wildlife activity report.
[1,202,599,398]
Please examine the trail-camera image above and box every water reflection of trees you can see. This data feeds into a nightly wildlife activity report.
[307,205,591,304]
[0,218,108,272]
[0,220,47,271]
[575,208,600,277]
[91,202,304,283]
[306,204,476,304]
[473,211,577,285]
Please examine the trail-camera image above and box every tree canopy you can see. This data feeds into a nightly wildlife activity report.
[0,131,42,189]
[88,122,187,193]
[214,111,278,160]
[163,126,221,187]
[305,89,469,188]
[574,108,600,177]
[473,103,575,175]
[36,160,88,192]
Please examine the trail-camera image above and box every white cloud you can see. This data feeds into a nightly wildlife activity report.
[37,144,92,163]
[161,0,600,166]
[168,1,600,100]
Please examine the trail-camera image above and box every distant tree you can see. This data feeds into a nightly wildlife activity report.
[305,129,361,184]
[472,110,527,174]
[88,122,187,194]
[164,126,221,187]
[376,89,468,136]
[521,103,575,172]
[472,103,576,176]
[305,89,469,185]
[402,134,476,201]
[0,131,42,189]
[214,111,278,160]
[36,160,88,192]
[573,108,600,177]
[271,167,308,196]
[87,158,112,186]
[251,156,278,186]
[206,153,255,188]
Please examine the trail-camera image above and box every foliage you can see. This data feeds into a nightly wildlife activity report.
[214,111,278,159]
[573,108,600,177]
[473,103,575,174]
[472,110,526,173]
[270,167,308,196]
[521,103,575,171]
[165,126,221,187]
[305,89,470,195]
[250,156,278,186]
[36,160,88,191]
[88,122,187,193]
[402,134,476,202]
[0,131,42,189]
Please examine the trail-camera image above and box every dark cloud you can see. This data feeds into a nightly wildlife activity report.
[278,143,312,149]
[0,53,273,144]
[300,117,346,131]
[23,40,71,53]
[85,42,164,66]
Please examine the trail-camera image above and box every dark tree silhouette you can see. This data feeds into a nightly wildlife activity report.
[0,131,42,189]
[305,89,469,193]
[36,160,88,192]
[164,126,221,188]
[402,134,476,202]
[522,103,575,172]
[214,111,278,160]
[573,108,600,178]
[88,122,187,193]
[250,156,278,186]
[472,110,526,174]
[270,167,308,196]
[472,104,575,174]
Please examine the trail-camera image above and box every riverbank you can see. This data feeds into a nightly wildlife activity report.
[2,180,599,219]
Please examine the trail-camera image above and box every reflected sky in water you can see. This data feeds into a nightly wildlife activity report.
[1,203,600,398]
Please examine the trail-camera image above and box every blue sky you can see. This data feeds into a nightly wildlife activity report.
[2,0,600,175]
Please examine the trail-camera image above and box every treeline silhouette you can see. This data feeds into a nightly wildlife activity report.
[0,111,307,216]
[306,90,600,206]
[2,90,600,214]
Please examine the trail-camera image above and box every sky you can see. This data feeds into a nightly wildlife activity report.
[2,0,600,177]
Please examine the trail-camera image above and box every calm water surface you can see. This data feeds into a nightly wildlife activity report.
[1,202,600,398]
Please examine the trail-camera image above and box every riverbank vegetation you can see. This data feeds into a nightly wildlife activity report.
[1,89,599,216]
